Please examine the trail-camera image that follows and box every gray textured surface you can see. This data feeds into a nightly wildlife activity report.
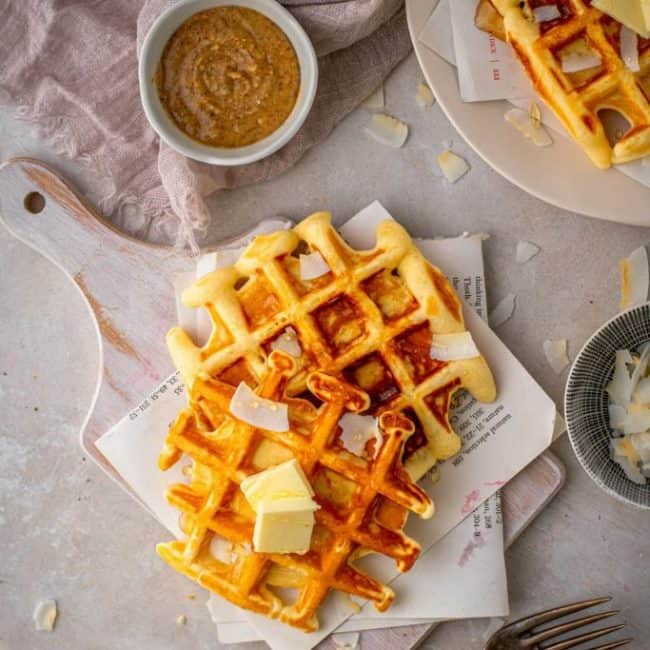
[1,53,649,650]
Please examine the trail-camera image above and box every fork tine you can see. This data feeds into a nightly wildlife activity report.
[523,610,618,646]
[543,623,626,650]
[589,640,633,650]
[504,597,611,636]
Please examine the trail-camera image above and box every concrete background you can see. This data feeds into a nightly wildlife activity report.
[1,53,649,649]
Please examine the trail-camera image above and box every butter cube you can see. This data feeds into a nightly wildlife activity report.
[643,0,650,29]
[592,0,650,38]
[253,497,319,554]
[240,459,314,511]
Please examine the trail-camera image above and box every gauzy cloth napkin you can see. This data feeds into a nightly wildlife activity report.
[0,0,410,250]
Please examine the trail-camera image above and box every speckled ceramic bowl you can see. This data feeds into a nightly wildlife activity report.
[565,304,650,509]
[139,0,318,166]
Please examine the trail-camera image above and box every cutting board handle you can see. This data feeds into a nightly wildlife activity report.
[0,157,190,463]
[0,157,164,273]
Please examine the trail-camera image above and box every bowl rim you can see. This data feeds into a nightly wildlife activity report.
[138,0,318,166]
[564,301,650,510]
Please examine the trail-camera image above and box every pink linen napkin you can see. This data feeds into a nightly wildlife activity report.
[0,0,411,250]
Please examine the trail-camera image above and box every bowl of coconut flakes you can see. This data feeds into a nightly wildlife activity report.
[566,300,650,510]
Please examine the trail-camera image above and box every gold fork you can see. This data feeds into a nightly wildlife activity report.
[484,597,632,649]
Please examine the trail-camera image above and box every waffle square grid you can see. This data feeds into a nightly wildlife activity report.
[157,352,433,632]
[493,0,650,168]
[165,211,495,481]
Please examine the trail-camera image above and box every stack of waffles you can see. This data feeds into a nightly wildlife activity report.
[156,211,496,632]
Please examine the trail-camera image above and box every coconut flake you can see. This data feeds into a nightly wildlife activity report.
[611,439,646,484]
[611,437,634,459]
[627,399,650,415]
[633,376,650,403]
[210,535,235,563]
[416,81,435,108]
[621,26,640,72]
[430,332,480,361]
[438,150,470,183]
[361,85,384,111]
[543,339,570,374]
[364,113,409,148]
[608,351,650,484]
[229,382,289,432]
[516,240,541,264]
[528,102,542,128]
[505,108,553,146]
[338,413,381,457]
[533,5,561,22]
[489,293,516,328]
[629,345,650,396]
[561,51,602,73]
[620,246,649,311]
[630,431,650,462]
[609,404,627,429]
[270,326,302,358]
[299,251,330,281]
[622,409,650,435]
[33,600,57,631]
[332,632,360,650]
[607,349,634,407]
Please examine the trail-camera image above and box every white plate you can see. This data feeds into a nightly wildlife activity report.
[406,0,650,227]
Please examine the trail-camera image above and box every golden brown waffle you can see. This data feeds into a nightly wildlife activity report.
[490,0,650,168]
[165,211,495,481]
[157,352,433,632]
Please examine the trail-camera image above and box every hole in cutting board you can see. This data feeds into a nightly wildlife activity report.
[24,191,46,214]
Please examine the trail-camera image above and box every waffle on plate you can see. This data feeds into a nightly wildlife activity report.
[483,0,650,168]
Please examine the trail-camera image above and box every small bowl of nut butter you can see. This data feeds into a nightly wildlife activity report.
[139,0,318,166]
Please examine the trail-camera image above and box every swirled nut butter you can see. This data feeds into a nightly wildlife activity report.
[156,7,300,148]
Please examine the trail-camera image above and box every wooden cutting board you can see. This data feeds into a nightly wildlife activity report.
[0,157,565,648]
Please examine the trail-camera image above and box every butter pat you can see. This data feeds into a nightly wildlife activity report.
[240,459,314,511]
[240,459,320,554]
[253,497,319,554]
[641,0,650,31]
[593,0,650,38]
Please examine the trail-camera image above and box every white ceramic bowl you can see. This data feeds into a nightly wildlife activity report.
[139,0,318,166]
